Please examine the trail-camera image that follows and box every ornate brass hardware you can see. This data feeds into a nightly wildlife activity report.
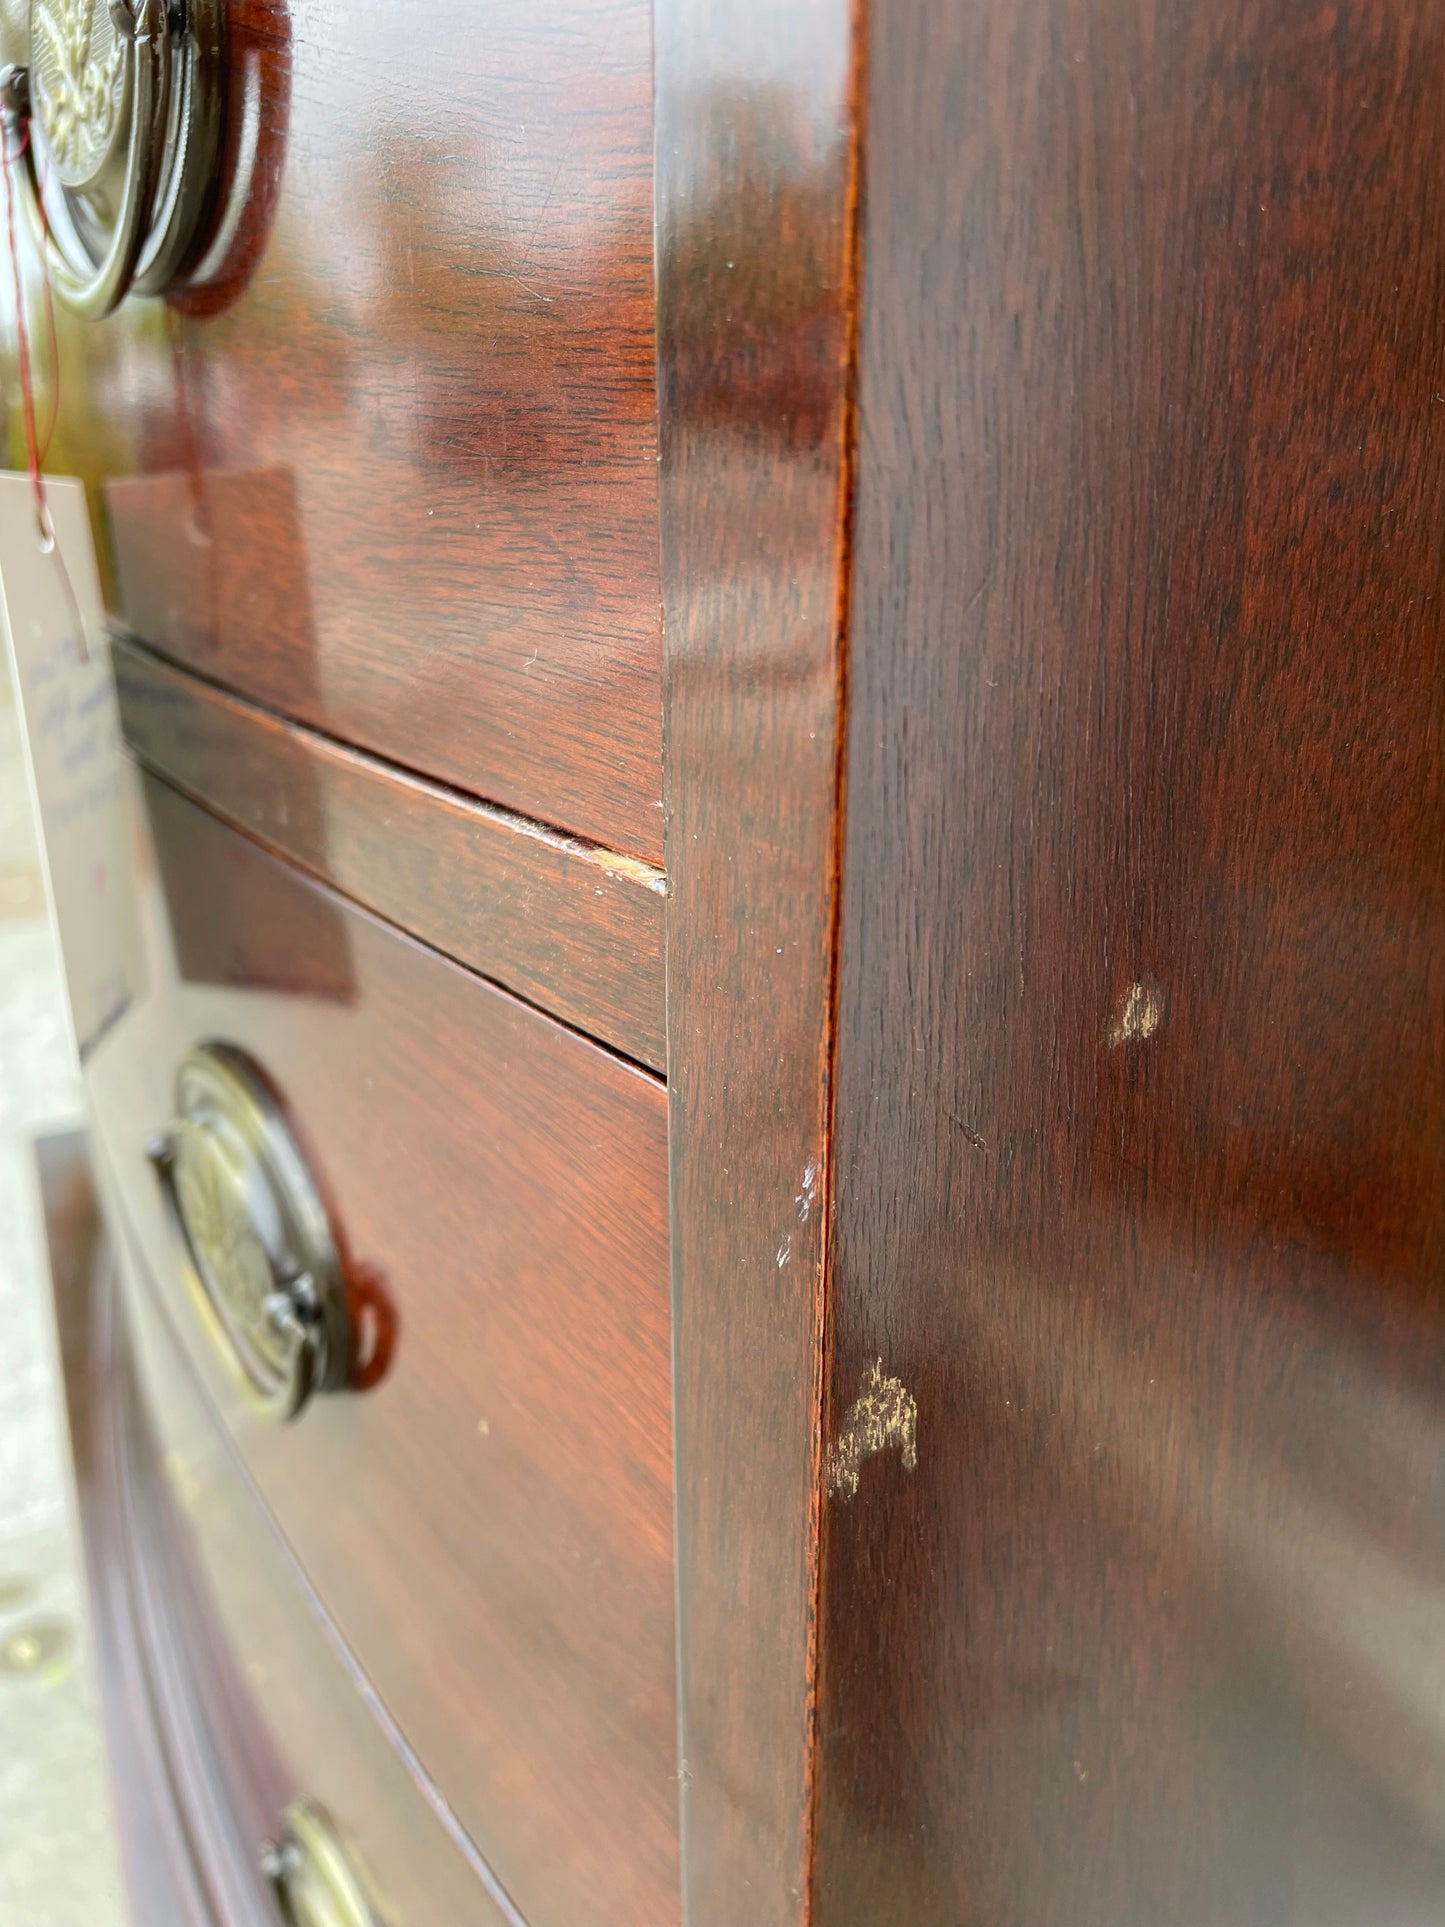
[148,1043,350,1425]
[262,1801,385,1927]
[0,0,224,318]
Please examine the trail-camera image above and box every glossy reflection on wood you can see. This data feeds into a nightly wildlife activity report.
[89,772,679,1927]
[87,0,662,860]
[655,0,857,1921]
[114,638,667,1070]
[814,3,1445,1923]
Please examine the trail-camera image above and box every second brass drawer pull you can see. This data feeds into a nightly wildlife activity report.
[148,1043,350,1425]
[262,1800,384,1927]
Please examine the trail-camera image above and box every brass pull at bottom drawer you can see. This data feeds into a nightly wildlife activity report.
[264,1800,388,1927]
[148,1043,351,1424]
[96,1185,512,1926]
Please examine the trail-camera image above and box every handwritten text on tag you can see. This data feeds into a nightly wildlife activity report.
[0,474,143,1061]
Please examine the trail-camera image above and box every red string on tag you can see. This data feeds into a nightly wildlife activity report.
[2,119,87,660]
[31,144,60,472]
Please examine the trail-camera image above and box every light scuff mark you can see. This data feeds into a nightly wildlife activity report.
[827,1358,918,1501]
[795,1159,820,1223]
[1109,977,1163,1047]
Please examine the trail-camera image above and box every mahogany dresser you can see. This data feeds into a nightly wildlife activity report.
[6,0,1445,1923]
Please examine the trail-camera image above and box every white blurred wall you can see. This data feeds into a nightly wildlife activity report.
[0,644,127,1927]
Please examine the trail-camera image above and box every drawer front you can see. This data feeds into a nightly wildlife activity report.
[106,1209,515,1927]
[88,769,679,1927]
[112,639,668,1073]
[86,0,661,861]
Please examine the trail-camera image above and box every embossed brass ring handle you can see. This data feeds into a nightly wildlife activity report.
[148,1044,351,1425]
[2,0,224,318]
[262,1801,385,1927]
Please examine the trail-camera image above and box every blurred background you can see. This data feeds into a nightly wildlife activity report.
[0,647,126,1926]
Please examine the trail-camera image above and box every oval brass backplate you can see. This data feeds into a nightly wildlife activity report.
[30,0,130,191]
[263,1800,389,1927]
[3,0,226,316]
[151,1043,350,1423]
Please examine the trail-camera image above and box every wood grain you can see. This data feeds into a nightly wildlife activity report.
[77,0,664,861]
[89,770,679,1927]
[655,0,858,1920]
[814,3,1445,1922]
[114,636,667,1070]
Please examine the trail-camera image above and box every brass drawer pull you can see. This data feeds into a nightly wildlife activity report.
[148,1043,350,1424]
[0,0,224,319]
[262,1800,385,1927]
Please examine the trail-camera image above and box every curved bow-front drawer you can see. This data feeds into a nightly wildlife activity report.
[97,1208,515,1927]
[87,770,679,1927]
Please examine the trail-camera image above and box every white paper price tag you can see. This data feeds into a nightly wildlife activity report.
[0,474,143,1062]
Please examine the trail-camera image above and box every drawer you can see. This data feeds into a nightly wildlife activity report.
[111,637,668,1073]
[87,0,662,861]
[98,1193,516,1927]
[87,769,679,1927]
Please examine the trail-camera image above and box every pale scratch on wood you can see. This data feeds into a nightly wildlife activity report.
[1109,977,1162,1047]
[826,1359,918,1501]
[795,1159,820,1222]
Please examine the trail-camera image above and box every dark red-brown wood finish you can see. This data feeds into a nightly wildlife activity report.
[50,0,664,861]
[812,3,1445,1923]
[47,1134,516,1927]
[18,2,1445,1925]
[114,1218,521,1927]
[89,772,678,1927]
[113,637,667,1070]
[655,0,858,1922]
